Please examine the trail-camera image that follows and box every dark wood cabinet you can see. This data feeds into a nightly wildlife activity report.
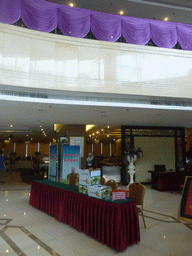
[148,171,180,191]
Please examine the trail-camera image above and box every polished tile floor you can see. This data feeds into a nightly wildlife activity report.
[0,180,191,256]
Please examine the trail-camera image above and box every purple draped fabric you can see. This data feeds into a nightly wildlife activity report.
[122,17,150,45]
[0,0,21,24]
[0,0,192,50]
[177,24,192,51]
[58,5,90,38]
[91,11,121,42]
[21,0,58,32]
[151,20,177,48]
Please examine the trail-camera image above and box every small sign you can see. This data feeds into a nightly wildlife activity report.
[112,191,126,201]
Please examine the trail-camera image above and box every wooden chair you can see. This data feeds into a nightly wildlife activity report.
[106,179,118,190]
[129,182,146,228]
[101,176,106,185]
[69,173,78,186]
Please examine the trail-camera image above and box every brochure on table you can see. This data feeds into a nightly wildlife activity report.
[61,145,80,184]
[49,145,58,182]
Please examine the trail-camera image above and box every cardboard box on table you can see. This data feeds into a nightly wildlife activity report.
[79,169,101,186]
[88,185,112,200]
[79,184,88,194]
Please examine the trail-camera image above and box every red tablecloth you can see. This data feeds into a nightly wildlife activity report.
[29,181,140,252]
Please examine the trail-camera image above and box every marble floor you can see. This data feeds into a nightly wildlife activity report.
[0,181,191,256]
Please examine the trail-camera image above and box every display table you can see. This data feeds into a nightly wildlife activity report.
[29,180,140,252]
[148,171,180,191]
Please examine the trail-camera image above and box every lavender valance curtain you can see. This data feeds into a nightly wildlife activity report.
[0,0,192,50]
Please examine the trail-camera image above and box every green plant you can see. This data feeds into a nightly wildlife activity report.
[124,147,143,158]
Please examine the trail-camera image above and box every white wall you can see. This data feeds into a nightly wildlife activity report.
[1,23,192,99]
[134,137,175,183]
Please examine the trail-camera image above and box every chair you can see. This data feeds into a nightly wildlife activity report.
[69,173,78,186]
[101,176,106,185]
[129,182,146,228]
[106,179,118,190]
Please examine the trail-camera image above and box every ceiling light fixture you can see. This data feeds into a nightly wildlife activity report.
[69,3,74,7]
[119,10,124,15]
[164,17,169,21]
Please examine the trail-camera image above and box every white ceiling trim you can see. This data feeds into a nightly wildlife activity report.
[1,94,192,111]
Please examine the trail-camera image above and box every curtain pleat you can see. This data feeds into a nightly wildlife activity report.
[177,24,192,51]
[21,0,58,32]
[91,11,121,42]
[0,0,21,24]
[58,6,91,38]
[122,17,150,45]
[151,20,177,48]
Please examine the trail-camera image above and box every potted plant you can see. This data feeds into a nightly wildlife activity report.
[124,147,143,186]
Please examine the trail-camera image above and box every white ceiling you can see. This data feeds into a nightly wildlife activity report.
[1,0,192,143]
[49,0,192,24]
[0,89,192,143]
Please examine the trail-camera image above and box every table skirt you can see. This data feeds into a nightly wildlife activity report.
[29,181,140,252]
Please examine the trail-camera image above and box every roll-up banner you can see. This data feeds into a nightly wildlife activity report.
[61,145,80,184]
[49,145,58,182]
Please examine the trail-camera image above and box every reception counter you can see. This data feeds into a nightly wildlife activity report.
[29,180,140,252]
[148,171,180,191]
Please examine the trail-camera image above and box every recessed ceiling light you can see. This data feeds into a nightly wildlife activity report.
[10,125,13,127]
[119,10,124,15]
[164,17,169,21]
[26,135,28,136]
[107,126,110,128]
[69,3,74,7]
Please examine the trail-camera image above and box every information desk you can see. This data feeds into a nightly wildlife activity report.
[148,171,180,191]
[29,180,140,252]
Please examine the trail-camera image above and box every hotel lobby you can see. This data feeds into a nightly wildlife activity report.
[1,0,192,255]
